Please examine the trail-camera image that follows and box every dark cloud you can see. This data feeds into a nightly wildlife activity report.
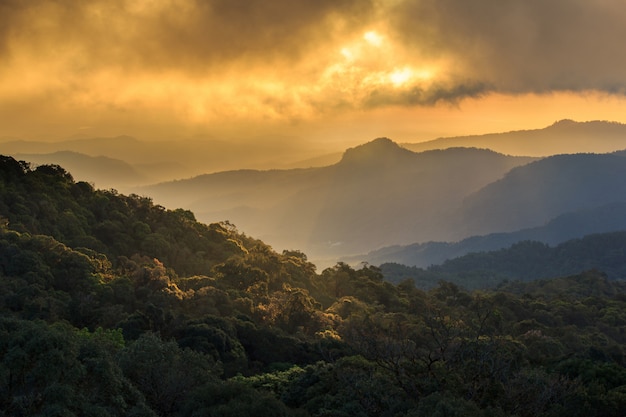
[388,0,626,95]
[365,81,490,108]
[0,0,375,72]
[2,0,626,122]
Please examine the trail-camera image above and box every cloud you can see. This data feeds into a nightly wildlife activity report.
[2,0,626,138]
[0,0,375,71]
[0,0,380,128]
[387,0,626,95]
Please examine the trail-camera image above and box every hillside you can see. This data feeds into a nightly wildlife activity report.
[0,134,336,183]
[2,155,626,415]
[2,155,626,416]
[404,119,626,156]
[12,151,150,189]
[352,202,626,267]
[380,230,626,290]
[459,152,626,237]
[140,139,534,260]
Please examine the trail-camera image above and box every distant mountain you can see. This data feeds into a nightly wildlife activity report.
[139,139,534,259]
[1,135,141,155]
[0,134,342,182]
[281,152,343,169]
[459,152,626,237]
[404,120,626,156]
[351,202,626,267]
[12,151,148,189]
[380,230,626,290]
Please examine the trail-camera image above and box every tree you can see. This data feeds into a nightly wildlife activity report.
[119,332,219,417]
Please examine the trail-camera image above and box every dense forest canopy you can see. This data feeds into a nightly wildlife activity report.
[1,155,626,416]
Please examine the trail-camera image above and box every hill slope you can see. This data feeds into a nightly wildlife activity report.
[354,202,626,267]
[13,151,149,189]
[139,139,534,259]
[404,119,626,156]
[3,155,626,416]
[381,230,626,290]
[459,152,626,237]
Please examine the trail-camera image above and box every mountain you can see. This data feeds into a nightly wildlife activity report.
[12,151,149,189]
[380,230,626,290]
[404,119,626,156]
[459,152,626,237]
[0,134,341,183]
[138,139,535,260]
[352,202,626,267]
[3,154,626,416]
[0,135,141,155]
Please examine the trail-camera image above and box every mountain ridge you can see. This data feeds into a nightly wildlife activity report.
[138,143,535,260]
[459,152,626,237]
[12,151,148,189]
[350,202,626,268]
[403,119,626,156]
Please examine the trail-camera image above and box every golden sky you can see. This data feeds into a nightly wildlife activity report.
[2,0,626,149]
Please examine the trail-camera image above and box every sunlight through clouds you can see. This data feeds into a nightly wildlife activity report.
[2,0,626,141]
[363,30,383,47]
[389,68,413,86]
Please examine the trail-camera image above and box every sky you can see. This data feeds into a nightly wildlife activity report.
[2,0,626,149]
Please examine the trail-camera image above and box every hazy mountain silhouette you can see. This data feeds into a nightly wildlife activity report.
[139,139,534,260]
[2,136,197,185]
[351,202,626,267]
[0,134,338,183]
[12,151,148,189]
[459,152,626,237]
[404,120,626,156]
[1,135,140,155]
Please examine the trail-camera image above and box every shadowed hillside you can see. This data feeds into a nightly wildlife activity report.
[12,151,149,189]
[139,139,534,260]
[459,152,626,237]
[354,202,626,267]
[380,230,626,290]
[3,155,626,416]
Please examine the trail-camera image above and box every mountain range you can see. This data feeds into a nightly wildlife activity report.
[403,119,626,156]
[3,153,626,416]
[352,202,626,268]
[0,134,335,187]
[459,152,626,236]
[140,140,626,265]
[139,139,535,260]
[4,119,626,187]
[4,119,626,266]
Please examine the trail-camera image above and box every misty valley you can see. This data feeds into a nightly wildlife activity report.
[2,120,626,416]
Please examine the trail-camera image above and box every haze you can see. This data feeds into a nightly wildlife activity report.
[2,0,626,151]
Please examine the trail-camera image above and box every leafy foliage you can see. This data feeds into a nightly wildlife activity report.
[1,155,626,416]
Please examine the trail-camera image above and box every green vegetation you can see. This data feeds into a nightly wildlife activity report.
[1,155,626,416]
[381,233,626,290]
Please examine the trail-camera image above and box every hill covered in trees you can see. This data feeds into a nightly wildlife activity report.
[353,202,626,268]
[1,155,626,416]
[140,139,533,259]
[381,231,626,290]
[459,152,626,237]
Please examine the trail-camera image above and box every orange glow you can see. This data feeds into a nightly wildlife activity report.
[0,0,625,150]
[363,30,383,47]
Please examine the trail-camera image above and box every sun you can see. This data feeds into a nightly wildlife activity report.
[389,68,412,86]
[388,67,435,87]
[363,30,383,47]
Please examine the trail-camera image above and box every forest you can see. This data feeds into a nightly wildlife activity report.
[1,155,626,416]
[381,232,626,290]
